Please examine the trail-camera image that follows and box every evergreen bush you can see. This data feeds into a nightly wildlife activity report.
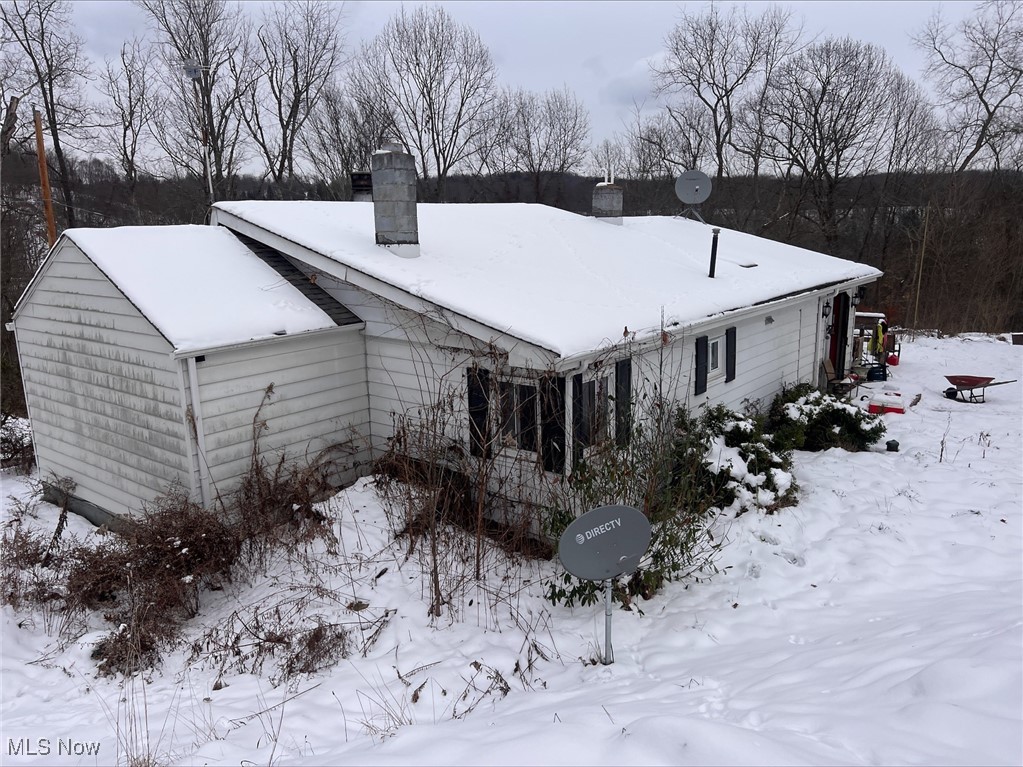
[765,383,886,453]
[544,398,797,608]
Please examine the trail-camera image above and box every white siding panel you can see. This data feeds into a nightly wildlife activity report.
[19,375,185,451]
[42,256,116,281]
[17,313,174,356]
[631,298,826,416]
[195,329,371,489]
[33,442,168,516]
[709,309,800,411]
[16,244,190,517]
[365,332,477,453]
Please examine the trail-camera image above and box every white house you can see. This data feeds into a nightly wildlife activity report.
[12,144,880,525]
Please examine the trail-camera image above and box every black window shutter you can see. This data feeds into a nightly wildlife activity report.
[571,373,585,463]
[615,358,632,446]
[467,367,490,457]
[725,327,737,382]
[695,336,709,395]
[540,376,566,473]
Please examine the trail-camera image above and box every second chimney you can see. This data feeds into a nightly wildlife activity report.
[592,182,623,225]
[350,171,372,202]
[370,142,419,256]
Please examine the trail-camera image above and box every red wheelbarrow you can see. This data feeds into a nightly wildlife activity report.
[943,375,1018,403]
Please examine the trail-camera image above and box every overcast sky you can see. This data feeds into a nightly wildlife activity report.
[74,0,977,145]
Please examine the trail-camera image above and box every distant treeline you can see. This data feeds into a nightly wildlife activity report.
[1,151,1020,417]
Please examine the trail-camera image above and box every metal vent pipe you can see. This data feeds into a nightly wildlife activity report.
[709,227,720,278]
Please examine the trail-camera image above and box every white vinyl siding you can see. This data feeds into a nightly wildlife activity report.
[14,243,190,516]
[193,328,370,490]
[630,296,824,414]
[307,276,485,458]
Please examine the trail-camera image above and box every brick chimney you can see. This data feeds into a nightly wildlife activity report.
[370,142,419,257]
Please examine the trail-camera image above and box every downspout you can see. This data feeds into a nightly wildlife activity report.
[175,359,200,503]
[186,356,212,506]
[797,308,803,383]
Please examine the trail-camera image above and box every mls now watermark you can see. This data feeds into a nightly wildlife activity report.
[8,738,102,758]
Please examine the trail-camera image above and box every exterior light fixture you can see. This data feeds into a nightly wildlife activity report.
[822,301,832,319]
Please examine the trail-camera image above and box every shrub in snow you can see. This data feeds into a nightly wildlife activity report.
[764,383,886,453]
[544,400,797,608]
[0,414,34,473]
[703,404,798,515]
[66,491,241,675]
[4,415,346,676]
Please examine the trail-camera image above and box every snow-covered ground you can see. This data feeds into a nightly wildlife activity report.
[2,333,1021,767]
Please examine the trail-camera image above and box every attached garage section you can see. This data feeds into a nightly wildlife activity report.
[13,241,190,519]
[12,225,369,525]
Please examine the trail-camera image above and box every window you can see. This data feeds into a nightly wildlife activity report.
[572,358,632,464]
[466,367,566,473]
[499,381,538,451]
[709,335,724,380]
[573,374,609,451]
[695,327,737,395]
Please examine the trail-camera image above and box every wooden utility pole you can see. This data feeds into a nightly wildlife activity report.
[913,205,929,329]
[33,107,57,247]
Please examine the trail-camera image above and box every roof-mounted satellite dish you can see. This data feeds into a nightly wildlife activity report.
[675,170,712,223]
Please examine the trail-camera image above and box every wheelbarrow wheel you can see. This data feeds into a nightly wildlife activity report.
[944,387,959,400]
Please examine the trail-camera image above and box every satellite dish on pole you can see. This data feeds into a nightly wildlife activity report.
[675,170,712,222]
[558,505,651,666]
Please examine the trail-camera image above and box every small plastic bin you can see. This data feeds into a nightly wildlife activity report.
[867,391,905,415]
[866,366,887,382]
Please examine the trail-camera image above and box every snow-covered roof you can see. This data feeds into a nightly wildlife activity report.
[213,202,881,358]
[61,226,339,353]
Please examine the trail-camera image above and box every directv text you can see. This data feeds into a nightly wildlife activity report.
[576,517,622,544]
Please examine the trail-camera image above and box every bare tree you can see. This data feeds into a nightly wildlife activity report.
[489,86,590,204]
[1,27,38,156]
[589,136,628,180]
[242,0,346,184]
[349,5,497,200]
[2,0,92,228]
[138,0,255,201]
[759,38,926,246]
[302,80,395,196]
[631,100,711,178]
[98,37,155,195]
[915,0,1023,173]
[652,4,801,181]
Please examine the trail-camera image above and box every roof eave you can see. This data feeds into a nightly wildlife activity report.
[11,233,69,320]
[169,322,364,360]
[553,273,882,371]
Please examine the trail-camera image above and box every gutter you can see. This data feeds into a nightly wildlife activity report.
[168,322,365,361]
[554,277,878,372]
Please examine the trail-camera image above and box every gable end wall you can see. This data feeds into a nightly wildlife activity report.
[14,243,190,517]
